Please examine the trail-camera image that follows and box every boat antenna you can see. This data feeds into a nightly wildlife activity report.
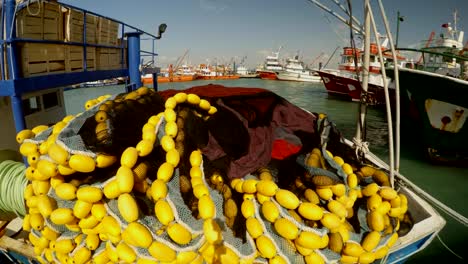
[453,10,458,41]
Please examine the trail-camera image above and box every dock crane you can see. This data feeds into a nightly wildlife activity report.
[169,49,190,77]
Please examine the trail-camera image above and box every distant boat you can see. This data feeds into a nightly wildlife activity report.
[142,64,197,84]
[69,78,122,89]
[256,47,283,80]
[277,54,321,83]
[195,63,240,80]
[236,65,259,78]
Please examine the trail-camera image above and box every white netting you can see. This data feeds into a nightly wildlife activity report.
[17,88,410,263]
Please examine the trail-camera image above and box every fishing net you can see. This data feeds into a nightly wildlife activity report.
[16,85,413,264]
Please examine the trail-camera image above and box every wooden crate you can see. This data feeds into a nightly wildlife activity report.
[68,46,96,72]
[19,43,67,77]
[16,1,63,40]
[97,17,119,46]
[64,9,98,44]
[96,47,126,70]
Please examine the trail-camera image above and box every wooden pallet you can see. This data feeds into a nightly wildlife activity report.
[16,1,63,40]
[19,43,67,77]
[97,17,119,46]
[0,220,35,260]
[64,8,98,44]
[96,47,126,70]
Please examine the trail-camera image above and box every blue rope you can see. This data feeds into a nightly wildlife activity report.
[0,160,27,220]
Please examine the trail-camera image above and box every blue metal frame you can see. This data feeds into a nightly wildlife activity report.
[126,32,143,92]
[0,0,161,133]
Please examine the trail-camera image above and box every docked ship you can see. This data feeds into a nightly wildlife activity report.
[256,46,284,80]
[386,12,468,164]
[318,43,406,105]
[277,54,321,82]
[236,56,259,78]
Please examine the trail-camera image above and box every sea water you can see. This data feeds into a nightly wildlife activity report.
[64,79,467,263]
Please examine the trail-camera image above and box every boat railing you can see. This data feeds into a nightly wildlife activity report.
[0,0,164,133]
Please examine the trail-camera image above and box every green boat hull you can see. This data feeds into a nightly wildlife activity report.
[389,68,468,164]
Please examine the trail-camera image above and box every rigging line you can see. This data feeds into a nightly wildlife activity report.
[437,234,464,260]
[321,13,348,44]
[367,1,395,188]
[322,45,340,69]
[328,0,362,28]
[377,0,401,176]
[26,0,42,16]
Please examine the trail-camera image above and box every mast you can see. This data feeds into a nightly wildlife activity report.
[355,0,371,144]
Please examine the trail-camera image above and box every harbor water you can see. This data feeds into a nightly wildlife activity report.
[64,79,467,263]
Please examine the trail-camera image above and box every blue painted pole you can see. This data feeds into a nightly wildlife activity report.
[11,95,26,132]
[6,0,26,132]
[0,1,6,80]
[126,32,142,92]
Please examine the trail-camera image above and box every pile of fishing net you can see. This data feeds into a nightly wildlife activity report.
[16,85,413,264]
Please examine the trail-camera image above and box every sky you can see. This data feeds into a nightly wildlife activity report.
[61,0,468,69]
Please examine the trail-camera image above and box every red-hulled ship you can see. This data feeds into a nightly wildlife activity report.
[318,44,406,105]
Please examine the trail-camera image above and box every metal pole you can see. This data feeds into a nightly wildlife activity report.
[83,11,88,71]
[152,72,158,91]
[6,0,26,132]
[152,39,155,65]
[396,11,400,48]
[355,0,371,142]
[378,0,402,175]
[126,32,143,92]
[368,4,395,187]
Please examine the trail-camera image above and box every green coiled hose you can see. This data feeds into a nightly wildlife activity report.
[0,160,27,221]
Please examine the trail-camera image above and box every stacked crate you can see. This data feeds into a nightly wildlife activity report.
[96,48,125,70]
[64,8,98,72]
[19,43,67,77]
[64,9,98,44]
[16,1,63,40]
[97,17,119,46]
[16,1,65,77]
[15,2,125,77]
[68,46,97,72]
[95,17,123,70]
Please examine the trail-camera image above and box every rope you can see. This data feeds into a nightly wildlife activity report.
[352,137,369,159]
[0,160,27,221]
[26,0,42,16]
[437,234,464,260]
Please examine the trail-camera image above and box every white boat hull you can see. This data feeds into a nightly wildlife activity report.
[343,137,446,263]
[277,71,322,82]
